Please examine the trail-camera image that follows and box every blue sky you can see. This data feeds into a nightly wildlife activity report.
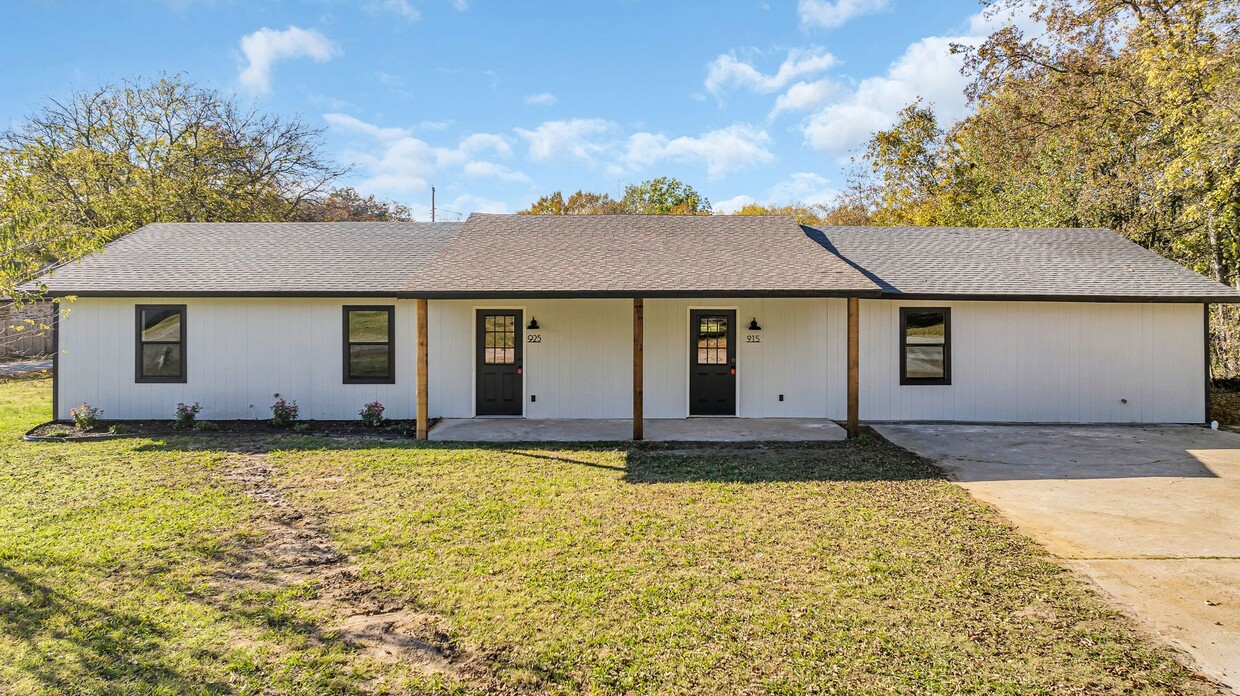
[1,0,1018,220]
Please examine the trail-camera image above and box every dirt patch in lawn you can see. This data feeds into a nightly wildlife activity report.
[216,452,520,691]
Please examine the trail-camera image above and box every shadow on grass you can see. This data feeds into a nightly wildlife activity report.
[0,562,230,694]
[135,431,946,484]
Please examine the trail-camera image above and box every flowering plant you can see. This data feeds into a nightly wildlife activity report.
[270,396,300,428]
[174,402,202,429]
[359,401,385,428]
[70,403,102,431]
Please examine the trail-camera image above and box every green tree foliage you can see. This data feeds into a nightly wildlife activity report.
[293,187,412,222]
[519,190,625,215]
[0,74,355,306]
[732,203,835,226]
[620,177,711,215]
[519,177,710,215]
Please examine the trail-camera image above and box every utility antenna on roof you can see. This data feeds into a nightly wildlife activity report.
[431,185,436,222]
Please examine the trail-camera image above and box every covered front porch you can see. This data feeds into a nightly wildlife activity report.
[411,296,863,441]
[427,417,848,442]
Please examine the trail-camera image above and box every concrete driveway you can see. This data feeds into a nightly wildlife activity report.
[875,424,1240,692]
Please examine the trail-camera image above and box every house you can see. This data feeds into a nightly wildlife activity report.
[29,214,1240,439]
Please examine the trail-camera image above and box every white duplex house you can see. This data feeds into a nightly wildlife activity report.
[30,214,1240,439]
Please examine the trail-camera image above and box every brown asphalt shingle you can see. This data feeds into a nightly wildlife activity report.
[402,213,880,296]
[31,222,461,296]
[815,226,1240,301]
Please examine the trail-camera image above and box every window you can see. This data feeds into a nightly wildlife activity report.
[343,306,395,383]
[695,314,729,365]
[900,307,950,385]
[136,305,186,383]
[482,314,516,365]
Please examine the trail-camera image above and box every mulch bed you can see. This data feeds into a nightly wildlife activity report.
[24,418,437,442]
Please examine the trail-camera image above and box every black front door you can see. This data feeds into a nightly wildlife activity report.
[689,310,736,416]
[476,310,523,416]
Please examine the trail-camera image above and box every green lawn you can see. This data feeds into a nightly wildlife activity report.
[0,377,1211,694]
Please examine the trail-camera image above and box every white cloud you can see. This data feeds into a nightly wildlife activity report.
[705,46,836,96]
[800,15,995,159]
[798,0,889,29]
[325,114,520,194]
[768,172,839,206]
[714,194,757,214]
[525,92,558,106]
[451,0,469,10]
[624,124,774,178]
[463,161,532,184]
[516,119,616,163]
[796,4,1044,159]
[369,0,420,20]
[769,78,839,119]
[238,26,339,94]
[447,194,507,215]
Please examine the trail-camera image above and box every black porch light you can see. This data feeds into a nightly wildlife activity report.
[527,317,540,330]
[748,317,762,331]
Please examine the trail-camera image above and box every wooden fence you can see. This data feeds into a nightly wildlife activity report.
[1,302,54,359]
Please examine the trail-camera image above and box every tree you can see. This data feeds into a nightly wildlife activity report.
[519,178,710,215]
[2,74,346,247]
[732,203,832,227]
[518,190,625,215]
[294,187,412,222]
[620,177,711,215]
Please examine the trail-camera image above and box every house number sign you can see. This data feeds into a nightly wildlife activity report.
[527,334,543,343]
[746,334,761,343]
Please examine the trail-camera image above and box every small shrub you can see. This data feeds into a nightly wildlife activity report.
[292,423,311,434]
[174,402,202,429]
[270,396,300,428]
[45,428,71,438]
[359,401,385,428]
[108,424,129,435]
[193,420,220,432]
[70,403,102,431]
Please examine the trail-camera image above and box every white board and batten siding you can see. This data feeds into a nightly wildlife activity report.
[57,297,418,421]
[859,299,1206,423]
[428,298,848,419]
[58,296,1206,424]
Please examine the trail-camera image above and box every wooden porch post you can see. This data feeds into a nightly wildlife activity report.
[847,297,859,438]
[416,298,429,440]
[633,297,644,441]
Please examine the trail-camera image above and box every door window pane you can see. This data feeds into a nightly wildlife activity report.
[696,315,729,365]
[483,314,516,364]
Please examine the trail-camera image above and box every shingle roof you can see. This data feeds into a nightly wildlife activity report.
[30,222,462,296]
[814,226,1240,302]
[401,213,881,297]
[25,218,1240,302]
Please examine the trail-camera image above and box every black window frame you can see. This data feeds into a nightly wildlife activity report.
[899,307,951,386]
[135,304,187,384]
[343,305,396,384]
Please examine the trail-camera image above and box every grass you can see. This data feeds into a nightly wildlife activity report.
[0,376,1213,694]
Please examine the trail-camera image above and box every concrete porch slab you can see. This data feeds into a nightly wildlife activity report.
[428,418,847,442]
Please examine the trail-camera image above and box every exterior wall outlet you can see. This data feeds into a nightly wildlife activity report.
[779,394,784,401]
[531,394,536,402]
